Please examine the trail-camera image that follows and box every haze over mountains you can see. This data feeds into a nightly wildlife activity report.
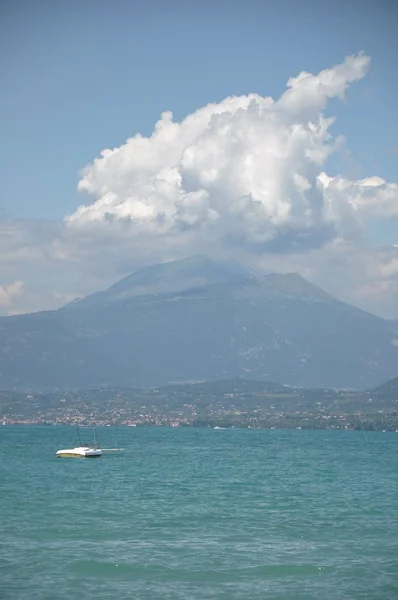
[0,256,397,390]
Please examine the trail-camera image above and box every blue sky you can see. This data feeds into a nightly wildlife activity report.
[0,0,397,317]
[1,0,397,224]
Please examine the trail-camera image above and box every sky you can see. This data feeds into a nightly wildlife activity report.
[0,0,397,317]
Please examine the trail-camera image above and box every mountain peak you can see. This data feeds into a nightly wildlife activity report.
[63,256,339,311]
[66,255,250,309]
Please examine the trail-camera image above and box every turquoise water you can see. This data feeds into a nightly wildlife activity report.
[1,427,397,600]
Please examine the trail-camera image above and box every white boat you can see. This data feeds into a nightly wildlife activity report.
[56,446,102,458]
[56,426,124,458]
[56,426,102,458]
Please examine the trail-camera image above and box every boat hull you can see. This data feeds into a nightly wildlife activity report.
[56,447,102,458]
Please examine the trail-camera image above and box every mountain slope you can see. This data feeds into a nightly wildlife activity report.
[0,259,397,390]
[372,376,398,399]
[66,255,251,308]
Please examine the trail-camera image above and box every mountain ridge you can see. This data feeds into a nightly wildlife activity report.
[63,255,254,309]
[0,256,397,390]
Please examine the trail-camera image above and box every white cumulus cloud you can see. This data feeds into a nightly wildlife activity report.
[66,51,397,257]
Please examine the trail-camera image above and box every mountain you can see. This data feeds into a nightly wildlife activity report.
[372,376,398,400]
[0,256,397,390]
[65,255,251,309]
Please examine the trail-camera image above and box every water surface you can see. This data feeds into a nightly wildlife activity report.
[1,427,397,599]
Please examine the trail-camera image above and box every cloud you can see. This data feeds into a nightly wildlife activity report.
[65,51,398,256]
[1,52,397,319]
[0,280,24,307]
[319,173,398,220]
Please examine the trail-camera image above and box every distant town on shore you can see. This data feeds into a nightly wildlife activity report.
[2,376,398,432]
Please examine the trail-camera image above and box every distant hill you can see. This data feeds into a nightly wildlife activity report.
[159,377,288,394]
[373,376,398,399]
[2,376,398,423]
[0,256,397,390]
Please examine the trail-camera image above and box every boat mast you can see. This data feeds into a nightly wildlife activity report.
[77,427,83,446]
[93,427,98,448]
